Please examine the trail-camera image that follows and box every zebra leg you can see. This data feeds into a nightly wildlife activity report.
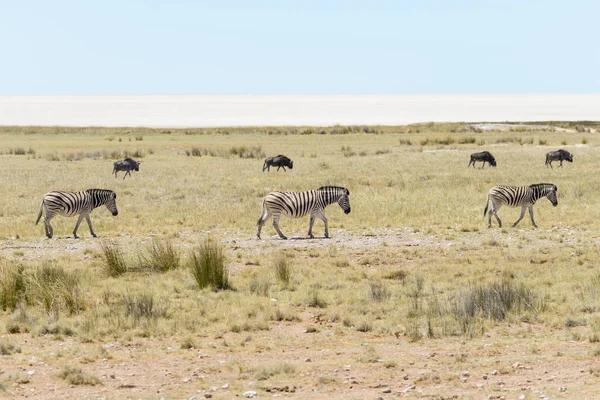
[72,214,86,239]
[308,215,316,238]
[314,210,329,238]
[489,203,502,228]
[256,209,271,239]
[44,218,53,238]
[85,215,97,237]
[528,206,537,228]
[272,214,287,240]
[512,206,527,227]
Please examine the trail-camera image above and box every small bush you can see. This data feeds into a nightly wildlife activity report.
[100,241,127,277]
[369,281,390,302]
[274,253,291,287]
[28,263,84,314]
[399,138,413,145]
[138,239,181,271]
[123,291,167,320]
[0,342,21,355]
[189,239,230,291]
[458,137,476,144]
[0,263,26,311]
[229,145,264,159]
[539,139,548,145]
[58,366,100,386]
[135,136,143,141]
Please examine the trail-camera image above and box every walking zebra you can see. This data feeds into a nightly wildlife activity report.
[257,186,351,239]
[483,184,558,228]
[35,189,119,238]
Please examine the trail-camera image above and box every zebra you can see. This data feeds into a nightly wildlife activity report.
[35,189,119,238]
[257,186,351,239]
[483,183,558,228]
[545,149,573,168]
[113,158,142,179]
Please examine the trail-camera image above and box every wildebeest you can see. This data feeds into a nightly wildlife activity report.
[545,149,573,168]
[263,155,293,172]
[113,158,141,179]
[468,151,497,168]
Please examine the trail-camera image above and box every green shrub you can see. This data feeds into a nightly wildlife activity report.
[0,263,26,311]
[58,366,100,386]
[274,253,291,288]
[100,241,127,277]
[138,239,181,271]
[189,239,230,291]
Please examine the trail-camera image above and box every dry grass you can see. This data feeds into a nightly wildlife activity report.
[1,123,600,398]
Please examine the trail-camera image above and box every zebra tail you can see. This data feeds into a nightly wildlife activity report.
[257,199,267,225]
[35,199,44,225]
[483,194,490,217]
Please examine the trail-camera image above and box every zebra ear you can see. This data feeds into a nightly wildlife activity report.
[345,189,350,195]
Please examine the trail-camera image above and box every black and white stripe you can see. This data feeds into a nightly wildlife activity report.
[257,186,351,239]
[35,189,119,238]
[483,183,558,228]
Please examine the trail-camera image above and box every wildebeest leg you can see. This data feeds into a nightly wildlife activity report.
[559,160,563,167]
[528,206,537,228]
[73,214,86,239]
[85,215,97,237]
[549,161,553,169]
[481,161,485,169]
[256,209,272,239]
[272,214,287,240]
[113,168,117,178]
[123,170,130,180]
[512,206,527,227]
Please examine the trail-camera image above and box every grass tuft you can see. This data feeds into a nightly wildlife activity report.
[100,241,127,277]
[189,239,231,291]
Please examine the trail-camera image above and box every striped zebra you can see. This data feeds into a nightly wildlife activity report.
[483,183,558,228]
[35,189,119,239]
[257,186,351,239]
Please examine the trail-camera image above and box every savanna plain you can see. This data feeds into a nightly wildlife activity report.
[1,123,600,399]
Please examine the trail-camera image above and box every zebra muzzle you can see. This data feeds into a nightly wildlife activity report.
[344,208,351,214]
[112,211,119,216]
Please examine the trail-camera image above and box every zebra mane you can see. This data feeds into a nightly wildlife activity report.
[318,186,349,195]
[530,183,557,191]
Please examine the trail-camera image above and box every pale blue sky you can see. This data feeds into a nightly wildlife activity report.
[1,1,598,94]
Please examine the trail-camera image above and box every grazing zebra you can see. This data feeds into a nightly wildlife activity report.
[468,151,497,168]
[35,189,119,238]
[263,155,293,172]
[483,183,558,228]
[545,149,573,168]
[257,186,351,239]
[113,158,142,179]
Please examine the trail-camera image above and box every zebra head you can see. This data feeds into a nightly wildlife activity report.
[102,190,119,216]
[338,188,351,214]
[547,184,558,207]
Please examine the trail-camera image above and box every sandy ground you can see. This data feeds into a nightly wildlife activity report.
[1,230,598,399]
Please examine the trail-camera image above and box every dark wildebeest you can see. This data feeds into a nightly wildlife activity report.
[113,158,141,179]
[468,151,497,168]
[263,155,293,172]
[545,149,573,168]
